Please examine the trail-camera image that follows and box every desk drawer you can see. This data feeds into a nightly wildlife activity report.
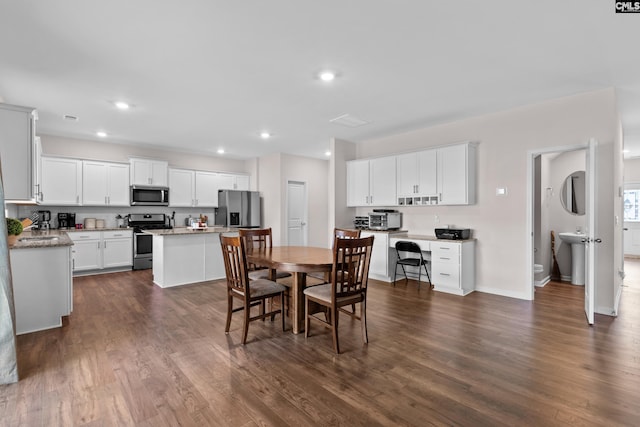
[432,263,460,288]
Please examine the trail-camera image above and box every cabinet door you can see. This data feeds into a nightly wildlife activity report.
[396,153,418,197]
[417,149,437,195]
[370,157,396,206]
[107,163,130,206]
[40,157,82,205]
[195,171,218,207]
[130,158,151,185]
[235,174,250,191]
[215,173,237,191]
[347,160,370,206]
[169,168,195,207]
[103,238,133,268]
[438,144,468,205]
[362,231,389,278]
[0,104,36,201]
[150,160,168,186]
[82,161,108,205]
[72,239,102,271]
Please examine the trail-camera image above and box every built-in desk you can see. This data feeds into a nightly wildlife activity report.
[389,234,475,296]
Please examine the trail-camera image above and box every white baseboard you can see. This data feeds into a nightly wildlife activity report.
[535,275,550,287]
[474,285,532,301]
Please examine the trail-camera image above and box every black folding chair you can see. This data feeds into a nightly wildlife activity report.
[393,241,431,289]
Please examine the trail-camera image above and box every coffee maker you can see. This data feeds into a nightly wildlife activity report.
[57,212,76,229]
[37,210,51,230]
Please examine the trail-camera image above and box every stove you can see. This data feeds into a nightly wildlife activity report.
[128,213,172,270]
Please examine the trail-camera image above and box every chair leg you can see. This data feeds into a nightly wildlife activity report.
[361,298,368,344]
[423,263,431,286]
[280,292,285,331]
[241,302,250,344]
[332,306,340,354]
[401,265,408,283]
[260,300,265,322]
[225,294,233,334]
[417,266,421,290]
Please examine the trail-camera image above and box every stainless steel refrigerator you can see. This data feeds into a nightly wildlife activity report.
[216,190,261,228]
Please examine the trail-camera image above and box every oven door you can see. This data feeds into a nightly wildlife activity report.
[133,232,152,258]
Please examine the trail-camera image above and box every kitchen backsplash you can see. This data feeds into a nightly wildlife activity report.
[15,205,217,229]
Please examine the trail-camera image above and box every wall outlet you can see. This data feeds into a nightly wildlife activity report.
[434,215,440,223]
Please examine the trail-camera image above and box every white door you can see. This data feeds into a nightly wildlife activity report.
[287,181,307,246]
[584,139,598,325]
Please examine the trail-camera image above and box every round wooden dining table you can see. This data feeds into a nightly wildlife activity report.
[246,246,333,334]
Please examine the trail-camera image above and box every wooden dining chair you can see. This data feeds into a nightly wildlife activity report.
[219,234,286,344]
[238,228,292,281]
[308,228,362,284]
[303,235,374,354]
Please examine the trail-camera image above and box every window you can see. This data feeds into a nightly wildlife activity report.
[624,189,640,221]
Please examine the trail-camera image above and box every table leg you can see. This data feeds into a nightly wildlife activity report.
[291,272,307,334]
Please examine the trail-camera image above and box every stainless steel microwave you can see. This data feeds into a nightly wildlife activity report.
[130,185,169,206]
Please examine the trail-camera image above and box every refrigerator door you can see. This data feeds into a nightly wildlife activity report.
[246,191,261,227]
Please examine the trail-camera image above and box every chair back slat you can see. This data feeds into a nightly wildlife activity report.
[239,228,273,252]
[395,240,421,254]
[331,236,374,300]
[220,234,250,298]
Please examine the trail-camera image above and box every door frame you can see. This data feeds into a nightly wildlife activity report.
[286,180,308,246]
[526,142,588,300]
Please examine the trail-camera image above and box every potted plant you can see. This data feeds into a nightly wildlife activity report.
[6,217,23,246]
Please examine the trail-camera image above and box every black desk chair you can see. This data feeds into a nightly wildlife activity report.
[393,241,431,289]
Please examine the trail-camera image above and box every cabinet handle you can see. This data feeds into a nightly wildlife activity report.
[439,247,450,250]
[97,242,100,249]
[440,257,451,261]
[439,193,442,202]
[105,196,108,204]
[440,273,451,277]
[416,184,419,193]
[113,234,123,237]
[76,195,79,204]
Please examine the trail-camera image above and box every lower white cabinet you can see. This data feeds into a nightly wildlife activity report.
[361,231,399,281]
[431,240,475,295]
[69,230,133,273]
[10,245,73,335]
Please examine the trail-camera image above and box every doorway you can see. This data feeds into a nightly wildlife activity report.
[286,180,308,246]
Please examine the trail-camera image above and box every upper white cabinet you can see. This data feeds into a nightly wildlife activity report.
[346,157,396,207]
[40,156,82,205]
[82,161,130,206]
[216,173,250,191]
[396,150,438,205]
[130,157,168,186]
[0,103,38,202]
[169,168,233,207]
[438,143,476,205]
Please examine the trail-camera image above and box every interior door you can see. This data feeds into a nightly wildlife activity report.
[287,181,307,246]
[584,139,598,325]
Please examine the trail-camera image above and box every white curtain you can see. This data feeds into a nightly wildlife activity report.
[0,166,18,384]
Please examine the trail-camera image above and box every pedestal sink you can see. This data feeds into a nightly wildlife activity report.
[558,232,586,285]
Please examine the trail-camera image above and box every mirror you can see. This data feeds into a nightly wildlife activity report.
[561,171,586,215]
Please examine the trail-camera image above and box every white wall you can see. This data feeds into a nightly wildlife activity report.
[41,135,248,174]
[329,138,357,231]
[340,88,621,310]
[624,158,640,182]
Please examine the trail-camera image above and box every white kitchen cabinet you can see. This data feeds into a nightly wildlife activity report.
[346,156,396,207]
[431,240,475,296]
[396,150,438,206]
[102,230,134,268]
[361,230,398,281]
[438,143,476,205]
[169,168,219,207]
[216,173,250,191]
[0,103,38,202]
[10,245,73,335]
[82,161,130,206]
[129,157,168,186]
[169,168,195,207]
[69,230,133,273]
[40,156,83,205]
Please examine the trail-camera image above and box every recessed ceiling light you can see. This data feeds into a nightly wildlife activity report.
[319,71,336,82]
[623,149,630,153]
[217,148,225,154]
[260,132,271,139]
[325,151,331,156]
[115,101,130,110]
[96,131,107,138]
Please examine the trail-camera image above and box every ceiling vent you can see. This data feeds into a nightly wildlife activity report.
[63,114,79,122]
[329,114,369,128]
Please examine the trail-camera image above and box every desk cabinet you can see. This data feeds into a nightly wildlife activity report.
[431,240,475,295]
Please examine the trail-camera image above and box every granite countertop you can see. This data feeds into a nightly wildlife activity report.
[359,229,408,234]
[9,230,74,249]
[144,226,236,236]
[65,227,133,232]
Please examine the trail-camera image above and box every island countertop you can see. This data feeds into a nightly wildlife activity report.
[10,230,74,249]
[144,226,236,236]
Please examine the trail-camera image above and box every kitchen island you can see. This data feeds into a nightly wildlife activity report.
[9,230,74,334]
[146,227,236,288]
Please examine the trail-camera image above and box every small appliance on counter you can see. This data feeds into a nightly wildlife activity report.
[368,209,402,230]
[435,228,471,240]
[37,210,51,230]
[57,212,76,229]
[354,216,369,229]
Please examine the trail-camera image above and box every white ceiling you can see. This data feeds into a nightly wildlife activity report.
[1,1,640,160]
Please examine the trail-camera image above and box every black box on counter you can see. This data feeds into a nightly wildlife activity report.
[435,228,471,240]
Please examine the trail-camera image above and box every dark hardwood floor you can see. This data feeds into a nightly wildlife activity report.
[2,262,640,426]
